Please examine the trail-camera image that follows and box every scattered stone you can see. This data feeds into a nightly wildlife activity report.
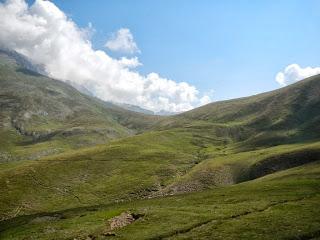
[102,211,143,236]
[109,212,135,230]
[0,152,13,163]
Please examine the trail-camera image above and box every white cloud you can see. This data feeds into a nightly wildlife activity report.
[117,57,142,68]
[199,95,211,105]
[276,64,320,86]
[0,0,211,112]
[105,28,140,54]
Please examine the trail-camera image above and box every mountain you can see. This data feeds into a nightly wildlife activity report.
[65,80,95,97]
[0,49,160,161]
[114,102,179,116]
[0,50,319,239]
[0,48,46,75]
[156,74,320,147]
[155,109,178,116]
[112,102,155,115]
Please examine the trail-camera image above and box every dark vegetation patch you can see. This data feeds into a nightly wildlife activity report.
[247,149,320,180]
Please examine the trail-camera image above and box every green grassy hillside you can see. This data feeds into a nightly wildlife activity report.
[1,127,319,220]
[1,160,319,239]
[0,51,320,239]
[0,50,160,162]
[156,74,320,148]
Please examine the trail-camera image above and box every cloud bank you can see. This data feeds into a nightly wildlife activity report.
[276,64,320,86]
[0,0,211,112]
[105,28,140,54]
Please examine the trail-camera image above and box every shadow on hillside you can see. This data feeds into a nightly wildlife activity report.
[16,68,43,77]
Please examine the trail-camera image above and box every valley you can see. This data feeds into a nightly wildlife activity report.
[0,50,319,239]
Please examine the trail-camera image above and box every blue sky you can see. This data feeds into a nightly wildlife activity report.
[40,0,320,101]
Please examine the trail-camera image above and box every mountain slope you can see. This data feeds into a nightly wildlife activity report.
[0,50,320,239]
[0,49,160,161]
[1,99,319,223]
[156,74,320,147]
[147,76,320,193]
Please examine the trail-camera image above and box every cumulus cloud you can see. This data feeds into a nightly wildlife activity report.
[117,57,142,68]
[0,0,211,112]
[105,28,140,54]
[276,64,320,86]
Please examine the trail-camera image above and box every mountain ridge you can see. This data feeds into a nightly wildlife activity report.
[155,74,320,147]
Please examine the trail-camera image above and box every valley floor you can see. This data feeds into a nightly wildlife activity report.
[1,159,320,239]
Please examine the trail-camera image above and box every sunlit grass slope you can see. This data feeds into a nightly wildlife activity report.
[1,126,319,221]
[1,161,319,239]
[0,129,201,219]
